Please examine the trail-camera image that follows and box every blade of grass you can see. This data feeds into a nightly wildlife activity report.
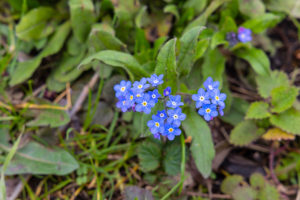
[104,112,119,148]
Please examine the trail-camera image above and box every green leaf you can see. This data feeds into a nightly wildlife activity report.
[238,0,265,19]
[230,120,264,146]
[266,0,300,18]
[27,109,70,128]
[163,143,182,175]
[250,173,265,188]
[164,4,180,21]
[270,86,298,113]
[10,21,71,86]
[0,141,78,175]
[221,97,249,126]
[194,39,210,60]
[256,70,290,98]
[241,13,283,34]
[154,39,178,92]
[232,186,257,200]
[16,7,55,41]
[69,0,95,42]
[257,183,280,200]
[202,48,226,88]
[79,50,149,80]
[178,26,204,77]
[210,31,227,49]
[182,108,215,178]
[220,16,237,33]
[138,142,161,172]
[221,175,243,195]
[246,101,271,119]
[234,47,270,76]
[270,108,300,135]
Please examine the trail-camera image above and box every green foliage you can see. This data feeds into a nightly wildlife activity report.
[266,0,300,18]
[232,186,257,200]
[230,120,264,146]
[270,85,298,113]
[270,108,300,135]
[182,108,215,178]
[238,0,265,18]
[246,101,270,119]
[163,143,182,175]
[221,175,243,194]
[27,109,70,128]
[138,141,161,172]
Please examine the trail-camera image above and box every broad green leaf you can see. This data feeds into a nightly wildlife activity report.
[79,50,149,80]
[270,86,298,113]
[250,173,265,188]
[257,183,280,200]
[69,0,95,42]
[194,39,210,60]
[246,101,270,119]
[221,97,249,126]
[210,31,227,49]
[178,26,204,77]
[238,0,265,19]
[234,47,270,76]
[182,108,215,178]
[270,108,300,135]
[0,141,78,175]
[202,48,226,88]
[138,142,161,172]
[164,4,180,21]
[232,186,257,200]
[163,143,182,175]
[46,75,66,92]
[154,39,178,92]
[266,0,300,18]
[16,7,55,41]
[183,0,207,15]
[10,21,71,85]
[27,109,70,128]
[241,13,283,34]
[220,16,237,33]
[256,70,290,98]
[230,120,264,146]
[221,175,243,195]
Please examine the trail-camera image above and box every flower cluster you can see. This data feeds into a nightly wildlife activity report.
[226,27,252,46]
[192,77,226,121]
[114,74,186,141]
[147,89,186,141]
[114,74,164,114]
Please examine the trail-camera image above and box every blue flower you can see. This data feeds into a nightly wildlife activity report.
[163,87,171,96]
[192,88,211,108]
[153,133,161,140]
[147,115,165,134]
[116,97,131,112]
[226,32,239,47]
[162,123,181,141]
[148,74,164,87]
[135,93,155,114]
[114,80,131,98]
[133,90,144,103]
[219,106,225,116]
[125,90,136,107]
[211,89,226,107]
[166,95,184,108]
[148,89,161,103]
[198,104,218,121]
[156,110,167,120]
[133,78,150,91]
[167,107,186,127]
[237,27,252,43]
[203,77,219,92]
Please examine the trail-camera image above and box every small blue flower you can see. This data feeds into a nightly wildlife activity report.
[148,74,164,87]
[156,110,167,120]
[125,90,136,107]
[135,93,155,114]
[148,89,161,103]
[153,133,161,140]
[219,106,225,116]
[133,90,144,103]
[164,87,171,96]
[114,80,131,98]
[226,32,239,47]
[211,89,226,107]
[133,78,150,91]
[167,107,186,127]
[237,27,252,43]
[147,115,165,134]
[203,77,219,92]
[192,88,211,108]
[198,104,218,121]
[116,97,131,112]
[166,95,184,108]
[163,123,181,140]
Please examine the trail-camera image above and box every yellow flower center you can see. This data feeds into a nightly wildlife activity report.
[130,95,133,100]
[136,94,141,97]
[168,128,174,133]
[215,96,219,100]
[120,87,126,92]
[155,122,160,127]
[206,108,211,113]
[138,85,143,89]
[142,101,147,106]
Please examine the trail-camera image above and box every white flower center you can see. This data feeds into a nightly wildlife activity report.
[199,96,204,101]
[160,113,164,118]
[172,101,176,106]
[152,94,156,98]
[122,101,126,105]
[208,85,213,90]
[120,87,126,92]
[153,80,158,83]
[168,128,174,133]
[142,101,147,106]
[155,122,160,127]
[206,108,211,113]
[173,114,178,119]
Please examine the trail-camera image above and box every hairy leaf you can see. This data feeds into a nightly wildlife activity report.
[163,143,182,175]
[270,85,298,113]
[27,109,70,128]
[270,108,300,135]
[221,175,243,195]
[246,101,270,119]
[138,142,161,172]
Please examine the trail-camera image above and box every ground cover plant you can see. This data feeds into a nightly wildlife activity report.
[0,0,300,199]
